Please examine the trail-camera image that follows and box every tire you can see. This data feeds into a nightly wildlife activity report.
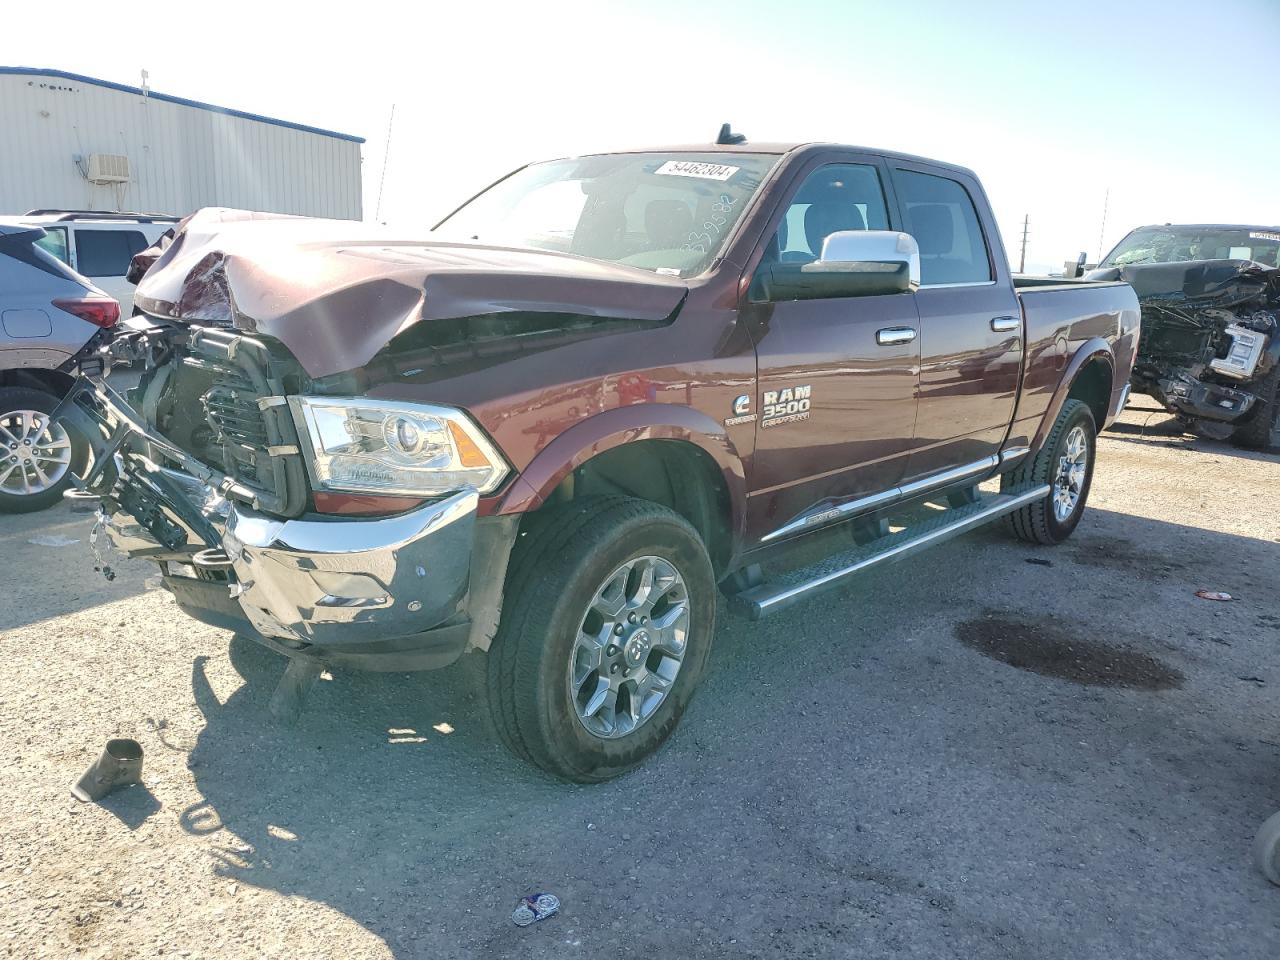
[486,496,716,782]
[0,386,87,514]
[1230,362,1280,451]
[1254,809,1280,887]
[1002,399,1096,545]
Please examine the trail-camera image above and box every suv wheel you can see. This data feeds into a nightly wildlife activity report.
[1002,398,1096,544]
[0,386,85,514]
[487,496,716,782]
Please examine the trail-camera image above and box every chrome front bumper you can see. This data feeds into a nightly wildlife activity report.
[222,490,477,647]
[103,488,479,648]
[64,375,496,666]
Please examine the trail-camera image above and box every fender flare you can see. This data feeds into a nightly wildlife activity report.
[1031,337,1115,452]
[494,403,748,546]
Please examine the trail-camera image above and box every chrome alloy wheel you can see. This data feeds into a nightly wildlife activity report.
[1052,424,1089,522]
[568,555,690,740]
[0,410,72,496]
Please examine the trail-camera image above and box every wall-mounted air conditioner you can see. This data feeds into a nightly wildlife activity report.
[86,153,130,184]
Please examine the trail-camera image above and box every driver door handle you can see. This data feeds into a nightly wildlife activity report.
[990,315,1021,332]
[876,326,917,345]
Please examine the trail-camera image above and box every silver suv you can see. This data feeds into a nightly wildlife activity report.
[19,211,177,317]
[0,220,119,512]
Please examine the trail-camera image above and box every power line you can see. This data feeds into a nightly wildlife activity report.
[374,103,396,224]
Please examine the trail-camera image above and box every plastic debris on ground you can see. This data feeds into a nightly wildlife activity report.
[71,738,144,802]
[512,893,560,927]
[1194,589,1234,601]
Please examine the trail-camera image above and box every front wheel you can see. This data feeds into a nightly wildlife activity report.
[486,497,716,782]
[1230,362,1279,451]
[1002,398,1097,545]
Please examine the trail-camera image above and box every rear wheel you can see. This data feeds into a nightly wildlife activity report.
[486,496,716,782]
[0,386,85,514]
[1002,399,1096,545]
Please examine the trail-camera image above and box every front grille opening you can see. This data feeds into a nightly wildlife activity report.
[169,329,309,516]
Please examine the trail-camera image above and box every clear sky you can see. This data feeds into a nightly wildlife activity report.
[4,0,1278,273]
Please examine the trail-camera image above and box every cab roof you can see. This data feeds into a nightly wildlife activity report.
[593,141,978,178]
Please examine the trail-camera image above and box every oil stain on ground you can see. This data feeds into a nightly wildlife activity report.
[956,614,1184,690]
[1067,536,1189,581]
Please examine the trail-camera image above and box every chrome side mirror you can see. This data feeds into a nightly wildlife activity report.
[817,230,921,289]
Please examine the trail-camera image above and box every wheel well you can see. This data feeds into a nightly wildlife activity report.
[0,368,75,398]
[1067,358,1112,428]
[547,440,734,574]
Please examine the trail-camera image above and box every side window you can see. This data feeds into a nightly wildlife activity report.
[33,227,70,265]
[74,229,148,278]
[895,170,992,285]
[765,163,889,264]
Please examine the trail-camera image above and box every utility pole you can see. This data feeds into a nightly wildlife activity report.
[1018,214,1029,274]
[1097,187,1110,263]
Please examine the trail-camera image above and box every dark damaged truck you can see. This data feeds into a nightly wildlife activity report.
[58,139,1139,781]
[1088,224,1280,449]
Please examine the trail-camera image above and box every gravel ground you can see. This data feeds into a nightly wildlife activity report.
[1,403,1278,960]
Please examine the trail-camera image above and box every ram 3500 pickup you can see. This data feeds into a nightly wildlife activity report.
[58,136,1139,781]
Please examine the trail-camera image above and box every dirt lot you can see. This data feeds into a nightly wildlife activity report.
[2,403,1278,960]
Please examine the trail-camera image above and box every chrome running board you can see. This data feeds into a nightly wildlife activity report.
[732,484,1050,620]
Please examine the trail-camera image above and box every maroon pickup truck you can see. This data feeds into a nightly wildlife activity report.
[59,135,1139,781]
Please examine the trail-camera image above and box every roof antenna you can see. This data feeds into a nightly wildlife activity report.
[716,123,746,145]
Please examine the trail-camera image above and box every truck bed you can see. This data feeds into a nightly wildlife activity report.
[1007,278,1141,449]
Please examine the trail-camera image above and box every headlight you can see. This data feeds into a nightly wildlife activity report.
[288,397,509,497]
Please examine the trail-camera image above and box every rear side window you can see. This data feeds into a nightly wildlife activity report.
[0,233,84,282]
[895,171,992,285]
[34,226,70,265]
[75,229,148,277]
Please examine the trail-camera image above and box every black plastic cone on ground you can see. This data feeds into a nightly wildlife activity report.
[71,738,144,802]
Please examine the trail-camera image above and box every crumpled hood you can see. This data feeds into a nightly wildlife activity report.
[134,208,689,378]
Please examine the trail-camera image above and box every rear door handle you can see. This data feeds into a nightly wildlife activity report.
[876,327,917,345]
[990,315,1021,332]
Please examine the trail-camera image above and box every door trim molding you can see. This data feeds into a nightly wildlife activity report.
[760,455,998,543]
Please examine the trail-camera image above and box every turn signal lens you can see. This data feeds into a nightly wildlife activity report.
[447,419,489,468]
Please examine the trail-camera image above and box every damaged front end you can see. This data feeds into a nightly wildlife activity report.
[1107,259,1279,443]
[54,207,695,669]
[55,322,489,672]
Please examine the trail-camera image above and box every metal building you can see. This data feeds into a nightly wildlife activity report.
[0,67,363,219]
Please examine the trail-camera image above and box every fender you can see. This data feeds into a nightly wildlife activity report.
[1030,337,1115,452]
[493,402,748,544]
[1259,329,1280,380]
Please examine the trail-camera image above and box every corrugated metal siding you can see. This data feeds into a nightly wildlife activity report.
[0,73,362,219]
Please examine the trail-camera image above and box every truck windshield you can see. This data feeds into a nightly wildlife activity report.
[433,152,778,277]
[1101,226,1280,268]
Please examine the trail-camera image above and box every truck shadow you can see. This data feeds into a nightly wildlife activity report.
[176,506,1280,959]
[1105,407,1279,462]
[0,500,147,631]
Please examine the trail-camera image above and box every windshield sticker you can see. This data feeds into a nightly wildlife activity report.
[654,267,682,276]
[1249,231,1280,242]
[655,160,740,182]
